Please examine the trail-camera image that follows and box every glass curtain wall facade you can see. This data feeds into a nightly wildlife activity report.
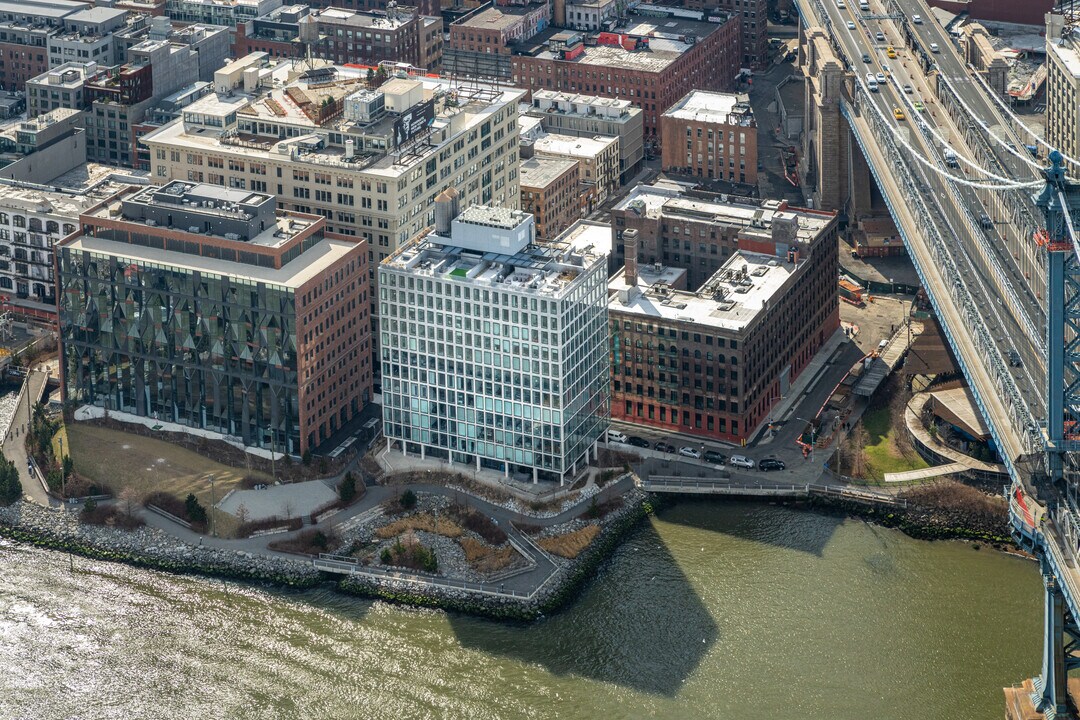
[379,259,609,482]
[58,250,301,454]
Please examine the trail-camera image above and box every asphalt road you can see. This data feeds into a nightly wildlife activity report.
[812,0,1045,425]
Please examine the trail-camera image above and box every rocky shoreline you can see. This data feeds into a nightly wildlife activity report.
[0,489,657,621]
[0,502,321,588]
[803,492,1017,549]
[336,489,653,621]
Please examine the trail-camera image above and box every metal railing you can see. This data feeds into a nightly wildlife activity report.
[314,553,561,601]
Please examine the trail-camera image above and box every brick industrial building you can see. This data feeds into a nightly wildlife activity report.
[660,89,757,185]
[511,7,741,137]
[234,5,443,71]
[607,189,839,444]
[519,155,580,239]
[57,181,372,456]
[680,0,767,68]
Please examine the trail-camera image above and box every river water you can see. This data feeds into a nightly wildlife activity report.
[0,501,1041,720]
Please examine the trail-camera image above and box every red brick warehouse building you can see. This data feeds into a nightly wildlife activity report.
[607,183,839,445]
[511,7,741,141]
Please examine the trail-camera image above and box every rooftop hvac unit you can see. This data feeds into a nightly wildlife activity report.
[188,226,200,233]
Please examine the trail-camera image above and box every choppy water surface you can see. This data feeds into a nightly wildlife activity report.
[0,502,1040,720]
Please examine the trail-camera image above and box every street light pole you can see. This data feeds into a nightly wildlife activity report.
[59,436,64,498]
[209,473,217,538]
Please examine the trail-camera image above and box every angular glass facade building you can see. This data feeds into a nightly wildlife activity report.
[379,203,610,484]
[58,182,372,456]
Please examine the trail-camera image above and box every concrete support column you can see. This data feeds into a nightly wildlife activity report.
[592,439,598,462]
[475,455,480,471]
[420,444,425,460]
[503,462,509,478]
[1039,566,1069,717]
[387,437,392,455]
[532,467,538,484]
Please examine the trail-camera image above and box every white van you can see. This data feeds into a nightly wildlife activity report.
[912,13,922,23]
[866,73,879,92]
[606,430,628,444]
[859,0,869,9]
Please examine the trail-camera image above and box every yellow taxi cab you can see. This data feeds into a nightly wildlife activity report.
[886,46,896,58]
[893,106,906,121]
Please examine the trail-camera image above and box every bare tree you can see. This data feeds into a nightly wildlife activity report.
[118,487,141,519]
[282,500,295,520]
[236,502,249,525]
[889,384,916,459]
[845,421,871,479]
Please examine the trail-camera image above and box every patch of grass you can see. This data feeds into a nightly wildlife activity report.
[60,423,271,538]
[449,505,507,544]
[80,502,144,531]
[235,516,303,538]
[459,537,519,574]
[269,528,339,556]
[375,512,464,539]
[537,524,601,559]
[528,491,579,514]
[380,535,437,572]
[860,405,929,479]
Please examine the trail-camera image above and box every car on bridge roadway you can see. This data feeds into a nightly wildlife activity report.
[893,106,906,120]
[930,42,940,53]
[875,31,885,41]
[627,436,651,448]
[847,20,855,30]
[914,101,925,112]
[862,53,871,63]
[886,46,896,58]
[903,83,913,93]
[912,13,922,24]
[876,72,886,84]
[759,458,787,472]
[729,455,755,469]
[678,447,702,459]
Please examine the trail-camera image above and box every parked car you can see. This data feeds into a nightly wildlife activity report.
[654,441,676,453]
[729,455,755,469]
[759,458,787,471]
[628,436,651,448]
[606,430,628,444]
[704,450,727,465]
[678,447,702,459]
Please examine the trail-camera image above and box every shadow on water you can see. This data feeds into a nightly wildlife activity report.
[447,519,719,697]
[654,497,845,557]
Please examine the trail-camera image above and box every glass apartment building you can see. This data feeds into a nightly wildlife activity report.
[379,203,610,484]
[57,181,372,456]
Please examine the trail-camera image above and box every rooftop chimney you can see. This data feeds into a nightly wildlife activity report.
[623,228,639,287]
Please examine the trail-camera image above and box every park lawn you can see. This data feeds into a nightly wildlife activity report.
[860,405,929,480]
[54,423,273,537]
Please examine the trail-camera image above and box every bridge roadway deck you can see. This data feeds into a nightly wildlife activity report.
[810,0,1046,407]
[798,0,1038,468]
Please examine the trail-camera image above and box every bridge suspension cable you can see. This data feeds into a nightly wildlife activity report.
[935,73,1046,175]
[888,77,1025,184]
[854,77,1044,189]
[966,69,1080,172]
